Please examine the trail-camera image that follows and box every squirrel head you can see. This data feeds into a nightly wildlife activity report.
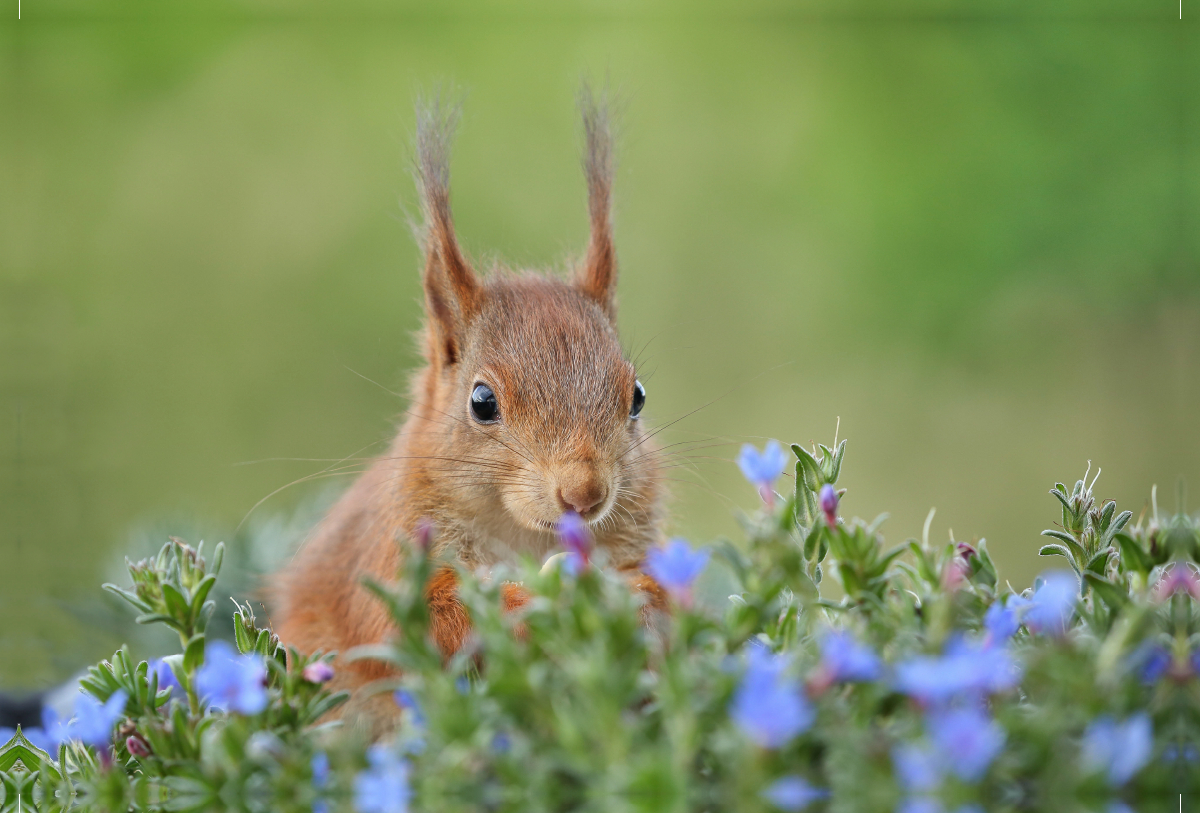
[408,91,658,535]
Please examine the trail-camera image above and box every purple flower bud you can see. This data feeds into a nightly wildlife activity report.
[818,484,838,526]
[556,511,592,567]
[302,661,335,684]
[125,733,152,758]
[956,542,977,559]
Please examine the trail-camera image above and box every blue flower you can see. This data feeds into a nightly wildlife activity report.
[983,597,1027,644]
[760,775,828,811]
[894,637,1021,705]
[738,441,788,487]
[354,743,411,813]
[45,690,128,749]
[818,629,882,683]
[730,646,814,749]
[1082,713,1153,786]
[1024,571,1078,637]
[23,721,55,754]
[196,640,268,715]
[892,744,942,793]
[643,538,710,603]
[896,799,942,813]
[393,690,425,728]
[1164,744,1199,764]
[926,706,1006,783]
[150,659,182,697]
[1129,642,1171,684]
[312,752,330,788]
[556,511,592,567]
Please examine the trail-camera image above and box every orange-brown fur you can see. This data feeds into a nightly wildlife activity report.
[272,91,666,723]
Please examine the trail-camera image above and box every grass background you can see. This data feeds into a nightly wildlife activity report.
[2,0,1197,686]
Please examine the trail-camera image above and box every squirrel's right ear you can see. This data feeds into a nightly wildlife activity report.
[575,85,618,320]
[414,98,480,367]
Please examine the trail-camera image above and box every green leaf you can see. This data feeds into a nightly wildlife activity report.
[136,613,186,633]
[1083,572,1128,611]
[211,541,225,577]
[1041,529,1085,561]
[1049,488,1073,514]
[828,439,847,484]
[303,691,351,725]
[876,545,907,572]
[102,583,154,614]
[1038,544,1072,560]
[183,634,206,673]
[803,524,822,560]
[1114,532,1152,574]
[190,574,217,616]
[161,581,191,623]
[1085,548,1112,574]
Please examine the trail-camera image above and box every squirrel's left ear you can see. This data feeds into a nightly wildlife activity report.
[415,97,480,368]
[575,85,617,320]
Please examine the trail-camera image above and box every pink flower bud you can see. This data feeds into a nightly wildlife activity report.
[125,734,151,758]
[302,661,335,684]
[413,518,435,552]
[1154,564,1200,602]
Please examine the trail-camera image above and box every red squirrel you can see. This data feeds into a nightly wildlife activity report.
[272,93,667,715]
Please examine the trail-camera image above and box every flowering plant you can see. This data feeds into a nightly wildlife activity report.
[1,435,1196,812]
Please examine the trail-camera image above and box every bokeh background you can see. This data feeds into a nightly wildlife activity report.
[2,0,1197,689]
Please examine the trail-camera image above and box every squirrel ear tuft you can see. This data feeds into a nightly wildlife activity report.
[414,95,480,366]
[575,83,618,319]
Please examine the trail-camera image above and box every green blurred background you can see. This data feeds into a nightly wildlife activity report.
[2,1,1197,688]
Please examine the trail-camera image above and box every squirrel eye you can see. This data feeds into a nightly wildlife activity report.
[630,379,646,419]
[470,383,499,423]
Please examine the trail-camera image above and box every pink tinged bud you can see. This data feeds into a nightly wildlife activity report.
[413,518,435,552]
[125,734,152,758]
[819,484,839,526]
[1154,564,1200,602]
[956,542,977,560]
[556,511,592,567]
[942,558,969,592]
[302,661,335,684]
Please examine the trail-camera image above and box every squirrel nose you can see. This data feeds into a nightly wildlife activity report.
[558,482,606,517]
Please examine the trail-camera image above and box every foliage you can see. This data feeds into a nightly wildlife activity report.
[2,437,1196,812]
